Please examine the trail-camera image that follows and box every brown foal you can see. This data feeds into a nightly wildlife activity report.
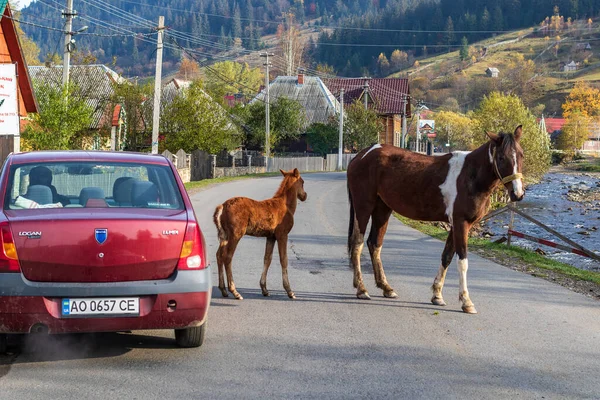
[213,168,307,300]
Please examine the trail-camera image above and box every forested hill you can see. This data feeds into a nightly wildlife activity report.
[19,0,386,76]
[312,0,599,76]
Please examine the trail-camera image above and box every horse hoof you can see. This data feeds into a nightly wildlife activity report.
[262,291,270,297]
[431,297,446,306]
[288,293,296,299]
[233,293,243,300]
[220,290,228,298]
[357,292,371,300]
[384,291,398,298]
[462,305,477,314]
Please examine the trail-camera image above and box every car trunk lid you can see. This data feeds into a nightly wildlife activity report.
[6,209,188,282]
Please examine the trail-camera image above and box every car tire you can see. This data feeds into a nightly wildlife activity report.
[175,322,206,348]
[0,334,7,354]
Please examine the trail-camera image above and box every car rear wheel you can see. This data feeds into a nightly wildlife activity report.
[0,334,7,354]
[175,322,206,348]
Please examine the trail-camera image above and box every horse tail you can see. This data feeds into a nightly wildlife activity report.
[347,182,355,255]
[213,204,227,242]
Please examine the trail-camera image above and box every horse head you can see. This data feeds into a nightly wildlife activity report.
[486,125,525,202]
[280,168,307,202]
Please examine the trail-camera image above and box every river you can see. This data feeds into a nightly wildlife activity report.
[482,168,600,271]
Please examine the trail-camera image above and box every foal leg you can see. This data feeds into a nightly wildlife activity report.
[454,221,477,314]
[431,229,455,306]
[223,238,243,300]
[276,234,295,299]
[216,243,228,297]
[259,237,276,297]
[367,198,396,298]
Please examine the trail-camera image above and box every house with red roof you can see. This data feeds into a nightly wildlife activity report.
[0,2,38,160]
[325,78,411,147]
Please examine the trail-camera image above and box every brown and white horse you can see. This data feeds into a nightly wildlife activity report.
[347,126,525,313]
[213,168,307,300]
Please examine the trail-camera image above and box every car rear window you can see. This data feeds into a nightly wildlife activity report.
[4,161,184,210]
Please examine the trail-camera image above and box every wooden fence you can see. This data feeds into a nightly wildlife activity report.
[325,154,356,171]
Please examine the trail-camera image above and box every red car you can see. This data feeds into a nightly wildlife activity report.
[0,151,211,352]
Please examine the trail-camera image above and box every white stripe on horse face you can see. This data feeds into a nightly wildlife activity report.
[512,150,524,197]
[439,151,469,226]
[361,143,382,159]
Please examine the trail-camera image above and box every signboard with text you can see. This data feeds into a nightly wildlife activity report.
[0,63,19,136]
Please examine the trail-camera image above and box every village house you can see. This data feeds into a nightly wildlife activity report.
[486,67,499,78]
[563,61,578,72]
[28,64,126,150]
[0,3,38,161]
[325,77,411,147]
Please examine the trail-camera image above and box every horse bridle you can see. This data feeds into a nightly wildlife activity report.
[490,144,523,185]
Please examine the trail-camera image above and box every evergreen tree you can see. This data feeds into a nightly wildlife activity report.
[232,4,242,40]
[459,37,469,61]
[445,16,455,49]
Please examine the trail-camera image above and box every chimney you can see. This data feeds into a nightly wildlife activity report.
[297,68,305,85]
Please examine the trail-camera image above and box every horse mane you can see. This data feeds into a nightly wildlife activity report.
[274,175,296,197]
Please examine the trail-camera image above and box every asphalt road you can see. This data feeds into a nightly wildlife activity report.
[1,172,599,399]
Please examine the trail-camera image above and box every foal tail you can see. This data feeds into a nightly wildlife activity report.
[213,204,227,242]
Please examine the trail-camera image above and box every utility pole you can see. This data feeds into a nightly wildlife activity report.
[401,99,407,148]
[151,16,165,155]
[260,52,274,158]
[362,77,370,110]
[337,89,344,171]
[62,0,75,87]
[416,103,421,153]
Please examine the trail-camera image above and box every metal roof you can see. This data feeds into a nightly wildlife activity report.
[324,78,410,116]
[28,65,125,130]
[252,76,340,127]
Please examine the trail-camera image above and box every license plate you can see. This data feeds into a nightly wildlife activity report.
[62,297,139,317]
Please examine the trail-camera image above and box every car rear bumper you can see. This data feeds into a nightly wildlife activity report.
[0,268,211,334]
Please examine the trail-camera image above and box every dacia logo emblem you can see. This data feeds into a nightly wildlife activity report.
[95,228,108,245]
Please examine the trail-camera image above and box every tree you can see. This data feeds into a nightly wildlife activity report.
[562,81,600,118]
[306,120,338,155]
[445,16,455,49]
[434,110,474,150]
[344,100,381,151]
[471,92,551,181]
[12,4,41,66]
[243,97,305,151]
[376,52,390,76]
[459,37,469,61]
[177,57,200,80]
[22,82,93,150]
[110,80,154,151]
[161,80,242,153]
[556,112,591,153]
[390,49,409,71]
[205,61,263,105]
[277,13,304,76]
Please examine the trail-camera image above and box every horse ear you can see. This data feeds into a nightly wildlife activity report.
[486,131,500,143]
[280,169,286,176]
[514,125,523,141]
[293,168,300,178]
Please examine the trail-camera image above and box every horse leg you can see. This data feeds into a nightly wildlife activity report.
[348,184,376,300]
[276,234,296,299]
[216,243,228,297]
[260,237,276,297]
[223,237,243,300]
[366,198,396,298]
[454,221,477,314]
[431,229,455,306]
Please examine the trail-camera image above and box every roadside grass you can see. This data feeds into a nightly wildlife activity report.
[394,214,600,285]
[575,162,600,172]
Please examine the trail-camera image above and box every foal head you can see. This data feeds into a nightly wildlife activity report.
[486,125,525,202]
[279,168,307,202]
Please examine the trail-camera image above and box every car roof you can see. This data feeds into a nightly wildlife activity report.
[8,151,171,165]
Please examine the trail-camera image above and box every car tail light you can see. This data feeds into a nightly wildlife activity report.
[177,221,206,270]
[0,221,20,273]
